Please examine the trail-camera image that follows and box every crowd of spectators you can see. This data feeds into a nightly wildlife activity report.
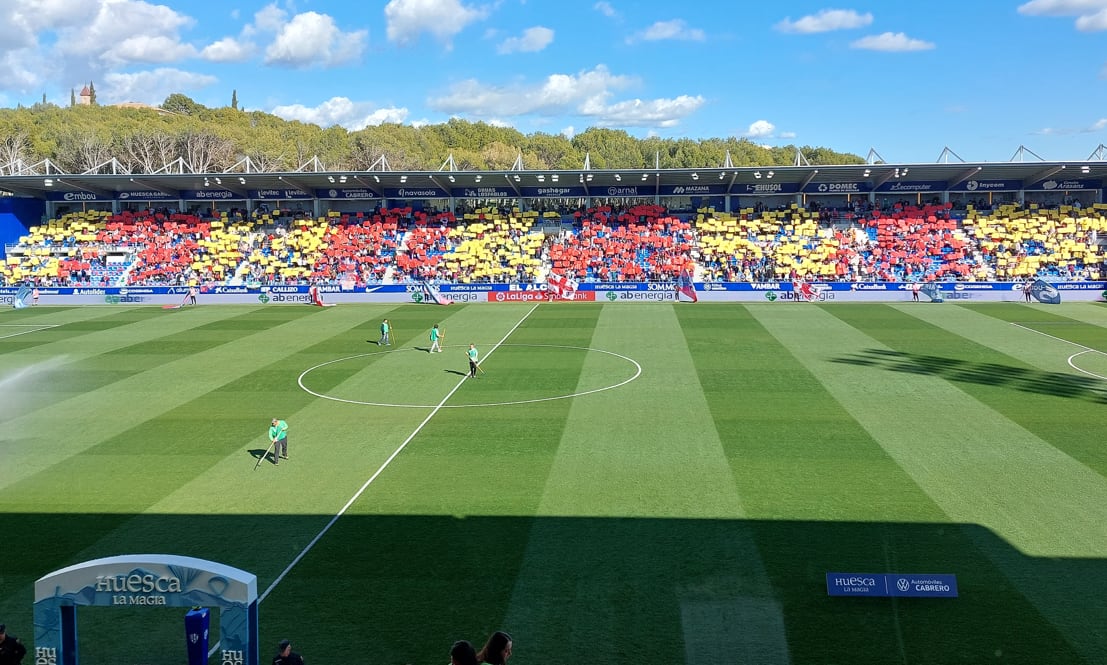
[3,200,1105,287]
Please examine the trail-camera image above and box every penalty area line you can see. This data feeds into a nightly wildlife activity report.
[257,302,541,604]
[1009,322,1107,382]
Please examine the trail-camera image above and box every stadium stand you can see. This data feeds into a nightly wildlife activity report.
[4,202,1106,287]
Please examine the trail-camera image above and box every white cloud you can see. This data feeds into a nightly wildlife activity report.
[780,131,797,139]
[201,37,254,63]
[248,3,288,35]
[57,0,196,64]
[628,19,705,43]
[585,95,704,128]
[0,0,202,94]
[429,65,703,128]
[110,35,197,64]
[1018,0,1107,29]
[1076,8,1107,29]
[594,1,617,18]
[1035,117,1107,135]
[850,32,935,51]
[101,68,217,105]
[385,0,488,47]
[744,120,776,138]
[775,9,873,34]
[561,125,576,138]
[271,97,409,130]
[498,26,554,54]
[265,11,367,67]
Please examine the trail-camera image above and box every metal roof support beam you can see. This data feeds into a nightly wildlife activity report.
[503,173,523,198]
[223,156,257,174]
[295,156,325,172]
[510,154,525,171]
[275,176,311,197]
[439,153,457,172]
[798,168,819,191]
[1087,144,1107,160]
[3,157,64,176]
[1009,145,1045,162]
[128,177,179,198]
[55,178,114,198]
[865,148,886,165]
[150,157,194,174]
[582,152,591,170]
[202,176,247,198]
[367,154,391,171]
[947,165,982,187]
[871,168,895,190]
[1024,165,1065,184]
[82,158,128,175]
[723,150,734,169]
[793,147,810,167]
[936,147,965,163]
[351,176,383,196]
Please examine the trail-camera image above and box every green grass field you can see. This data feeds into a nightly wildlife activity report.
[3,301,1107,665]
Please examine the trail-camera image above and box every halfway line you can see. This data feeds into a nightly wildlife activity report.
[258,302,541,603]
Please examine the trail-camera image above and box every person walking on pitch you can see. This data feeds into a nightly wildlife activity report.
[379,319,391,346]
[467,344,480,378]
[269,418,289,465]
[429,324,443,353]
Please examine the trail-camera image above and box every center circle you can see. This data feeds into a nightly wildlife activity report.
[297,343,642,408]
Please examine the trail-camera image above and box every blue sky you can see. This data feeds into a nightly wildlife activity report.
[1,0,1105,162]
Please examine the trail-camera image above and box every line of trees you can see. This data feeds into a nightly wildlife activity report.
[0,93,864,174]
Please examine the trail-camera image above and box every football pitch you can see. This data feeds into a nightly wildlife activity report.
[2,301,1107,665]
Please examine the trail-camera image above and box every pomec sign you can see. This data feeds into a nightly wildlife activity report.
[803,182,872,194]
[34,554,260,665]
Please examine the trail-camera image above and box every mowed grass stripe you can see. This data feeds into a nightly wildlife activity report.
[779,304,1104,663]
[700,305,1090,664]
[822,303,1107,556]
[893,303,1107,477]
[0,305,385,496]
[676,304,946,522]
[499,305,794,665]
[0,305,533,636]
[0,306,322,421]
[240,303,600,665]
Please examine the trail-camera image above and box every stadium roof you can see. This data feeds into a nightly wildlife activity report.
[1,160,1106,200]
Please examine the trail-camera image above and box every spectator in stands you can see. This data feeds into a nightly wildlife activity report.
[272,638,305,665]
[476,631,512,665]
[0,623,27,665]
[450,640,478,665]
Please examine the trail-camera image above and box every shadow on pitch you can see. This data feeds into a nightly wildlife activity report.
[832,348,1107,403]
[443,369,467,377]
[247,448,275,463]
[6,513,1104,665]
